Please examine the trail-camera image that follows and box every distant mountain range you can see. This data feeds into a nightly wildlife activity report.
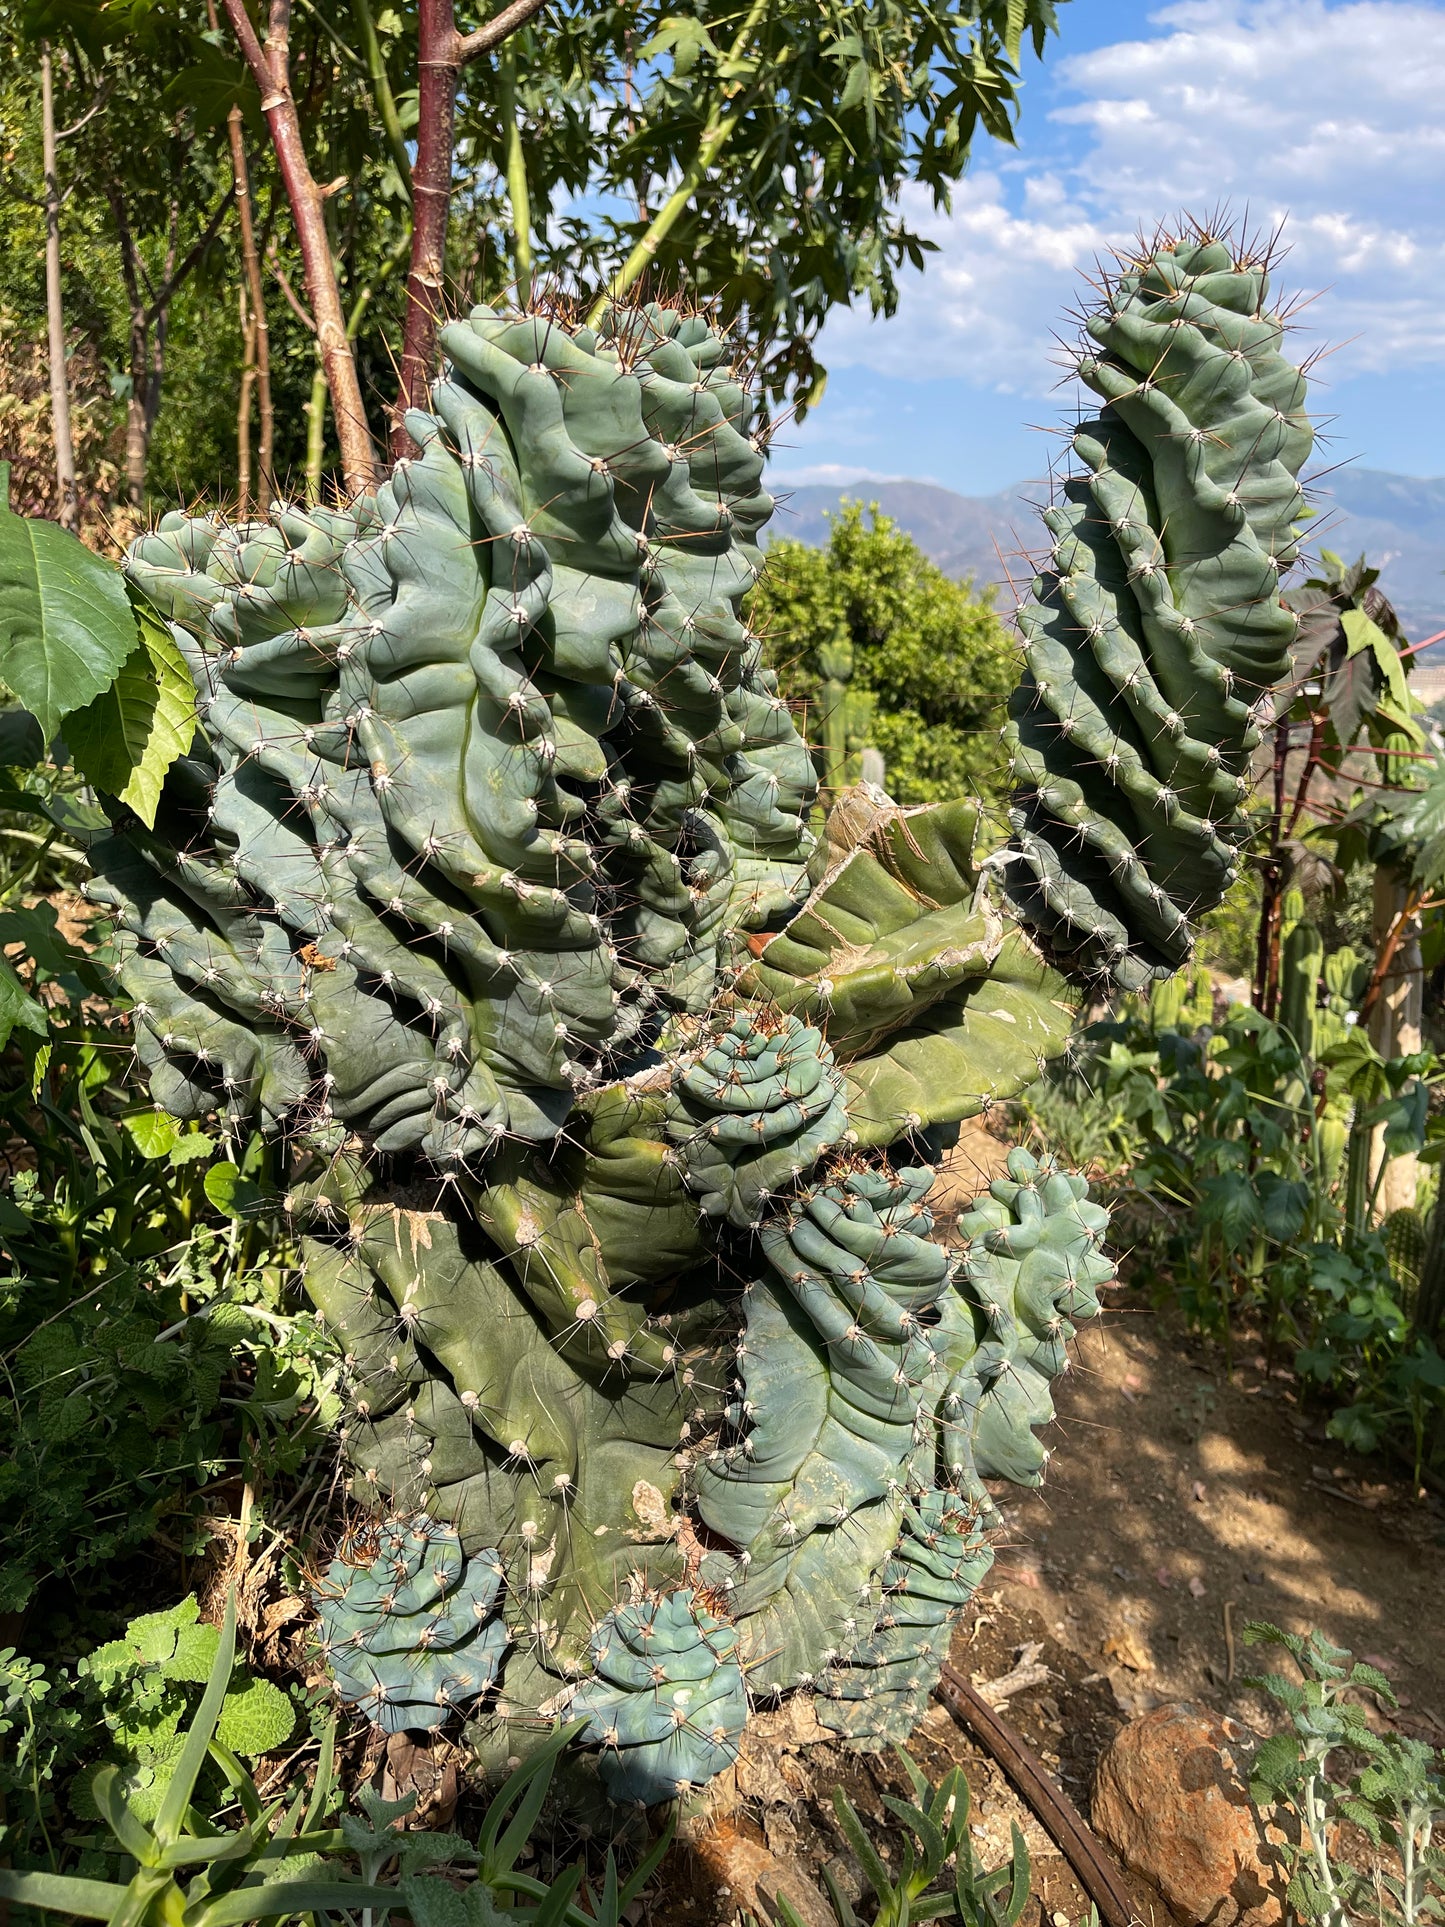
[767,468,1445,657]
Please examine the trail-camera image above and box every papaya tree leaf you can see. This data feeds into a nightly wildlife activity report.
[0,492,138,739]
[65,596,194,827]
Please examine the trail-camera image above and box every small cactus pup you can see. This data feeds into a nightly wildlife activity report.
[567,1590,747,1804]
[75,231,1315,1801]
[314,1515,508,1732]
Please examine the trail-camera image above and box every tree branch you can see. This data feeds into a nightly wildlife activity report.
[145,194,232,326]
[220,0,376,492]
[454,0,549,64]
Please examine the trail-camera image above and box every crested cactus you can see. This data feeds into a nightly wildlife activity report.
[313,1515,508,1731]
[568,1590,747,1803]
[78,228,1315,1790]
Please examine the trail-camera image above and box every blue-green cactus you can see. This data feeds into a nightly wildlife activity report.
[817,1490,994,1749]
[1004,233,1313,989]
[314,1515,509,1732]
[667,1010,851,1225]
[567,1590,747,1803]
[78,230,1314,1799]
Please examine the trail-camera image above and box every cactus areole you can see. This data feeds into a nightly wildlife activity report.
[84,235,1312,1795]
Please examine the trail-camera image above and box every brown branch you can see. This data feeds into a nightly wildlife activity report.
[1357,886,1424,1026]
[454,0,549,63]
[266,242,317,331]
[392,0,551,451]
[144,194,231,327]
[935,1663,1135,1927]
[220,0,376,493]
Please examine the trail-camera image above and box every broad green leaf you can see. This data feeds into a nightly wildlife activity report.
[0,706,44,765]
[215,1676,296,1756]
[65,597,194,827]
[0,957,48,1050]
[204,1162,265,1215]
[122,1110,183,1159]
[0,495,138,738]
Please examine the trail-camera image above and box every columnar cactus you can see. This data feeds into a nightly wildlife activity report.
[81,229,1314,1792]
[1004,234,1312,989]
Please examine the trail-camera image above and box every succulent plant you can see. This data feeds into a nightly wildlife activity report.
[79,228,1314,1796]
[567,1590,747,1804]
[1004,234,1313,990]
[314,1515,509,1732]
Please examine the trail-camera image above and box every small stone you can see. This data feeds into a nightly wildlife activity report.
[1091,1704,1288,1927]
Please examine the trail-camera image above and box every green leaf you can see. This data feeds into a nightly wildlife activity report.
[0,497,139,739]
[0,956,49,1051]
[122,1110,183,1159]
[0,706,44,765]
[64,595,194,828]
[170,1129,218,1169]
[0,1869,133,1920]
[215,1677,296,1757]
[203,1162,265,1215]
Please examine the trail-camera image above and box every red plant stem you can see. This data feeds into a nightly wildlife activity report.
[392,0,551,456]
[222,0,376,495]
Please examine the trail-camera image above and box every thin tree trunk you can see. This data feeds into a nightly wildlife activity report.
[222,0,376,495]
[40,43,78,532]
[392,0,550,454]
[226,106,274,506]
[393,0,459,454]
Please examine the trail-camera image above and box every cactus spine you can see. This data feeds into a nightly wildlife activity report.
[81,229,1313,1793]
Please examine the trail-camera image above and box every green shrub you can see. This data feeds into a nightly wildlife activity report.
[750,501,1017,806]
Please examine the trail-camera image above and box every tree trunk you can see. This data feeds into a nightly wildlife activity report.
[227,107,274,506]
[393,0,551,452]
[393,0,460,456]
[40,44,78,532]
[222,0,376,495]
[1367,866,1424,1216]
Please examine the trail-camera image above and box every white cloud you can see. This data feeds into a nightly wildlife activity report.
[818,0,1445,392]
[766,463,915,487]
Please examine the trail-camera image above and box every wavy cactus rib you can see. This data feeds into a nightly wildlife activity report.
[667,1009,851,1226]
[314,1515,508,1732]
[568,1590,747,1803]
[82,231,1313,1795]
[1005,233,1313,989]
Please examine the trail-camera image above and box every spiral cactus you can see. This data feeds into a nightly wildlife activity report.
[74,228,1314,1799]
[568,1590,747,1803]
[313,1515,508,1732]
[1005,231,1313,989]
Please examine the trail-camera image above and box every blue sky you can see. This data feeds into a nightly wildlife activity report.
[773,0,1445,496]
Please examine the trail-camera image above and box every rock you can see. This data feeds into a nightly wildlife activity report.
[1091,1703,1288,1927]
